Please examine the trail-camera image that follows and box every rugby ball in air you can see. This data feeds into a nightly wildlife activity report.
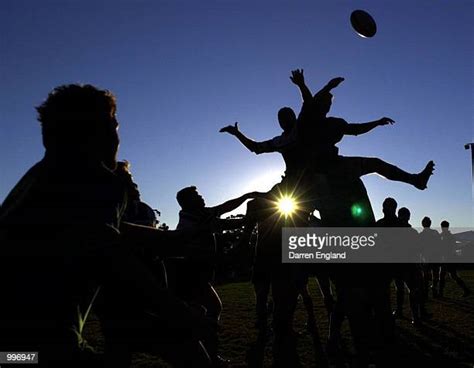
[350,9,377,38]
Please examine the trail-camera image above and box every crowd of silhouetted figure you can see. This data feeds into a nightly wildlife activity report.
[0,71,471,368]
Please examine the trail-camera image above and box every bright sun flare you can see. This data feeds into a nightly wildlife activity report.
[278,196,297,216]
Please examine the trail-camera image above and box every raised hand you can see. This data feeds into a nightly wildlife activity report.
[377,117,395,126]
[326,77,345,90]
[219,122,239,135]
[290,69,305,86]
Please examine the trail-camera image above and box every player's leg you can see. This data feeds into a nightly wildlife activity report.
[423,264,433,299]
[194,283,222,322]
[252,262,272,330]
[432,264,441,298]
[316,271,335,318]
[271,264,301,367]
[337,156,435,190]
[439,265,447,297]
[449,267,472,297]
[393,277,406,318]
[344,287,372,368]
[297,274,317,333]
[405,268,422,325]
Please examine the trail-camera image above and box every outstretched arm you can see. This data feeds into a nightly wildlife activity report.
[212,191,266,217]
[314,77,345,98]
[344,117,395,136]
[310,76,345,121]
[220,122,274,154]
[290,69,313,104]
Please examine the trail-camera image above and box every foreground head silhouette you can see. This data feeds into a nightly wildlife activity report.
[36,84,119,169]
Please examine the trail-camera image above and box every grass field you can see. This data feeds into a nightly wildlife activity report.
[85,270,474,367]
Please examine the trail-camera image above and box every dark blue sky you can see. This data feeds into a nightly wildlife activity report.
[1,0,472,228]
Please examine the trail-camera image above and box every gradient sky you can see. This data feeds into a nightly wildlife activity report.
[1,0,473,229]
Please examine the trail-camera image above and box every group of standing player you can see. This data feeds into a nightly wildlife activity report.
[215,69,445,366]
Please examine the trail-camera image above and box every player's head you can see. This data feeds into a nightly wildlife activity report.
[176,186,205,210]
[314,91,333,116]
[422,216,432,228]
[441,220,450,231]
[382,197,397,217]
[397,207,411,223]
[278,107,296,132]
[36,84,119,169]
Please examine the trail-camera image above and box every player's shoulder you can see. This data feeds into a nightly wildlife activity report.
[326,116,348,124]
[326,117,349,130]
[270,131,295,148]
[271,132,286,142]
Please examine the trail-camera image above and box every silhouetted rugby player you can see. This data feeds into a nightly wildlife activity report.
[173,186,263,367]
[374,198,399,332]
[242,196,308,368]
[221,69,434,222]
[221,71,376,366]
[220,70,343,207]
[394,207,425,326]
[0,84,213,367]
[292,70,435,191]
[420,216,443,299]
